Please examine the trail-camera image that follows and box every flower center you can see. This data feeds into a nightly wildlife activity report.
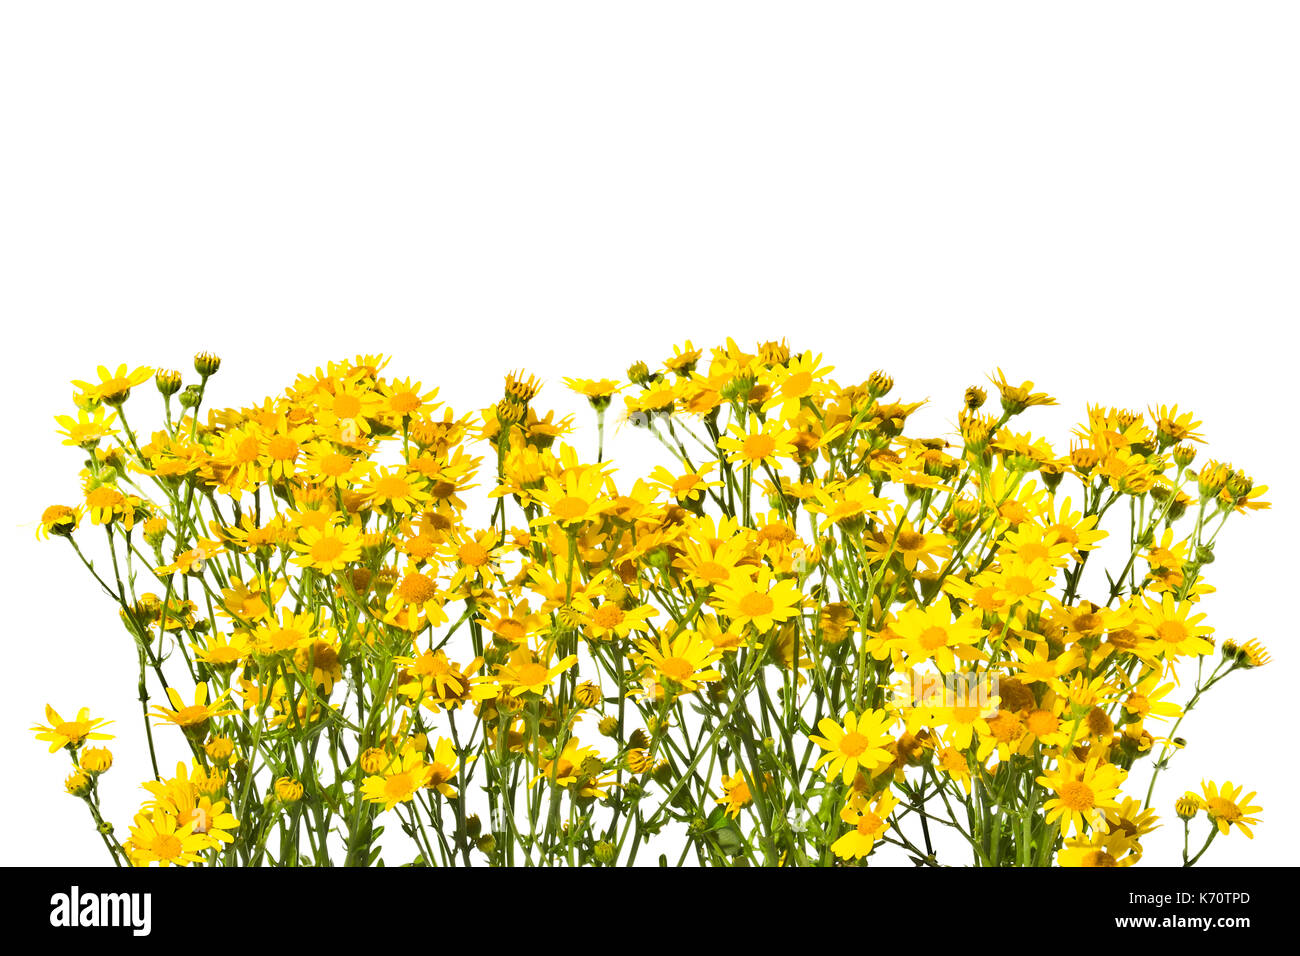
[1207,798,1242,822]
[312,536,345,563]
[552,496,590,520]
[897,531,925,551]
[1060,780,1095,812]
[592,604,625,629]
[374,475,412,500]
[516,662,549,687]
[738,592,774,619]
[267,436,299,461]
[918,626,949,650]
[1027,710,1059,736]
[839,731,869,757]
[396,573,437,604]
[151,833,183,860]
[741,434,776,460]
[659,657,695,682]
[856,812,884,836]
[1156,621,1187,644]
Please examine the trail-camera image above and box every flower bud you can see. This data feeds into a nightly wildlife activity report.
[80,747,113,773]
[65,771,93,797]
[178,384,203,409]
[194,352,222,377]
[155,369,183,396]
[274,776,304,803]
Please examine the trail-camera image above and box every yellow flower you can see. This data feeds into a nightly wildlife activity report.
[1037,757,1127,837]
[888,603,986,674]
[125,809,210,867]
[494,647,579,698]
[1134,593,1215,660]
[72,364,153,405]
[32,705,114,753]
[711,569,802,634]
[810,710,894,785]
[716,772,754,818]
[361,746,433,811]
[1200,781,1262,838]
[1057,829,1142,867]
[150,683,236,734]
[831,790,898,860]
[718,419,798,468]
[636,629,723,697]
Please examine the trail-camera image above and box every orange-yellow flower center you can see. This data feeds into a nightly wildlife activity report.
[1207,798,1242,822]
[267,435,299,461]
[741,434,776,460]
[738,592,774,619]
[918,626,949,651]
[1026,709,1059,736]
[1059,780,1095,812]
[592,604,625,630]
[659,657,695,682]
[515,662,549,687]
[839,731,869,757]
[384,772,416,802]
[374,475,413,500]
[551,496,590,520]
[459,541,489,567]
[897,531,925,552]
[311,536,346,563]
[333,394,362,419]
[396,573,437,604]
[856,812,884,836]
[150,832,184,860]
[1156,621,1187,644]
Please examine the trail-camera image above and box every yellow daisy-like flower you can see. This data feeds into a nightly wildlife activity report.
[637,629,723,697]
[360,465,432,514]
[252,609,320,656]
[760,350,835,422]
[384,566,450,632]
[125,810,210,867]
[889,603,986,674]
[424,737,463,799]
[32,705,114,753]
[1037,757,1127,837]
[1134,593,1215,660]
[291,520,364,574]
[192,629,256,670]
[563,377,622,410]
[1057,828,1142,867]
[54,406,119,447]
[716,771,755,819]
[648,461,722,504]
[1121,671,1183,724]
[72,364,154,404]
[150,683,236,733]
[1200,781,1262,838]
[810,710,895,785]
[717,419,798,468]
[531,466,614,528]
[495,647,580,698]
[360,746,434,812]
[578,596,659,642]
[711,568,802,634]
[37,504,81,539]
[831,789,898,860]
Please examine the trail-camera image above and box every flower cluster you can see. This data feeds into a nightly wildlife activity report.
[35,344,1268,866]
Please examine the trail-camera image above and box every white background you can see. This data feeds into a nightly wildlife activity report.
[1,2,1295,867]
